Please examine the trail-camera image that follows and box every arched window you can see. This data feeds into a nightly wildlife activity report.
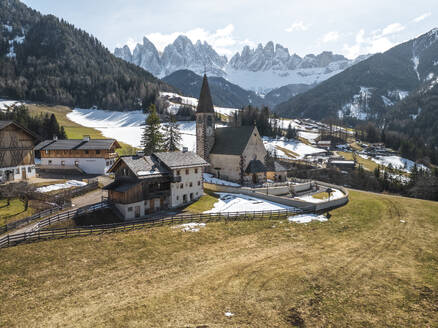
[207,116,213,127]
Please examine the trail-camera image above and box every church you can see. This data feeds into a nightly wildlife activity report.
[195,75,287,184]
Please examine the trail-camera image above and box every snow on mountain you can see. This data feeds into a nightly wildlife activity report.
[115,36,367,94]
[338,87,373,120]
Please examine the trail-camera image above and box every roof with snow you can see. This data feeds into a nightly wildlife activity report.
[196,74,214,113]
[210,125,256,155]
[34,138,120,151]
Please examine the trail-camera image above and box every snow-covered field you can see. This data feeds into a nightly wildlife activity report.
[68,108,322,158]
[359,153,428,173]
[67,108,199,150]
[203,173,240,187]
[296,189,345,203]
[205,193,297,214]
[288,214,328,223]
[263,137,325,159]
[36,180,87,193]
[0,99,22,111]
[298,131,320,143]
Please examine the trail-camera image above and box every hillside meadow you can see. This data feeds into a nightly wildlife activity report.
[0,190,437,327]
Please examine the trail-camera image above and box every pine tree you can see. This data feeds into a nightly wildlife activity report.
[163,114,182,152]
[141,104,164,155]
[285,123,297,140]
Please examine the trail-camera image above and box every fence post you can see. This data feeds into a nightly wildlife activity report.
[7,234,10,246]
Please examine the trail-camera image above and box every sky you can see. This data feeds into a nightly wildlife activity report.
[22,0,436,59]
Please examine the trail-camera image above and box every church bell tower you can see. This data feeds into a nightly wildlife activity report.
[196,74,215,162]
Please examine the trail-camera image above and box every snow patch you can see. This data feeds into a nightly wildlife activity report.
[36,180,87,193]
[381,96,394,107]
[203,173,240,187]
[288,214,328,223]
[205,193,297,214]
[263,137,326,160]
[174,222,206,232]
[412,56,420,80]
[296,189,345,203]
[3,24,12,32]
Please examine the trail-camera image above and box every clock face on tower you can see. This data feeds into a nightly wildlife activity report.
[206,126,213,136]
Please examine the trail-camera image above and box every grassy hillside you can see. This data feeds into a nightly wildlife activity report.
[26,104,137,155]
[1,190,437,327]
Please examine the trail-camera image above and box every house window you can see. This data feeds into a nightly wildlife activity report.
[128,207,133,212]
[48,160,52,164]
[45,150,49,154]
[106,161,109,166]
[16,168,19,174]
[180,183,184,189]
[177,170,180,175]
[96,150,100,154]
[195,168,198,174]
[189,182,193,187]
[197,181,201,186]
[186,169,189,175]
[0,170,3,176]
[75,161,79,167]
[61,161,65,166]
[85,150,89,154]
[176,196,179,200]
[207,116,212,126]
[27,167,32,173]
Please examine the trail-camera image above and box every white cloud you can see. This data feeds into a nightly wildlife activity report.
[285,21,310,32]
[323,31,340,43]
[412,12,431,23]
[342,23,406,59]
[381,23,405,36]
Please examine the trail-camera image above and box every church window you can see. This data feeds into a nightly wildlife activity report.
[207,116,213,127]
[186,169,189,175]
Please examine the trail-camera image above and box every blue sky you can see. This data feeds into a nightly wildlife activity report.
[22,0,436,59]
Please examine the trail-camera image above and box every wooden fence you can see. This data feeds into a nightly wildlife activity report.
[0,201,305,249]
[0,203,71,235]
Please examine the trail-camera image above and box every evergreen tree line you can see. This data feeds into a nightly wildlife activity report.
[141,105,182,155]
[233,105,297,139]
[355,122,438,166]
[0,0,173,110]
[0,104,66,140]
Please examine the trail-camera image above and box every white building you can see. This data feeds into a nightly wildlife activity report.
[0,121,39,183]
[105,151,209,220]
[34,136,120,175]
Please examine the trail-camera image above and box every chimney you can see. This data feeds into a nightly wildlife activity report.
[53,135,58,141]
[83,135,90,141]
[182,147,188,153]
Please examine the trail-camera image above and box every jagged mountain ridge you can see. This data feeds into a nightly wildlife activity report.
[274,28,438,122]
[115,36,368,94]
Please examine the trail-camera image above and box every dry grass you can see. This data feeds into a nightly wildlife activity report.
[312,192,330,200]
[26,104,137,156]
[276,145,299,159]
[338,151,379,172]
[1,190,438,327]
[183,192,219,213]
[0,198,36,225]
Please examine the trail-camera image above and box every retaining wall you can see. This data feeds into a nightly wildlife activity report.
[204,180,349,212]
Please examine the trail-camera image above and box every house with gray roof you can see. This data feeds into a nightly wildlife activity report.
[34,136,120,175]
[105,150,209,220]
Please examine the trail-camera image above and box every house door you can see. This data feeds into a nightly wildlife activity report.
[21,168,27,180]
[135,206,140,218]
[149,199,154,213]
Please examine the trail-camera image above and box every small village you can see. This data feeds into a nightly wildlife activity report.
[0,76,349,244]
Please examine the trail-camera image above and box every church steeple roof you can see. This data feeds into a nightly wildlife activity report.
[196,74,214,113]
